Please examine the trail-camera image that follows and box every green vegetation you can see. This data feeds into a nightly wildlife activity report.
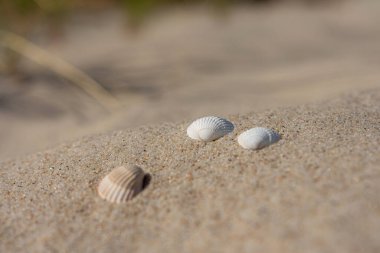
[0,0,229,31]
[0,0,332,32]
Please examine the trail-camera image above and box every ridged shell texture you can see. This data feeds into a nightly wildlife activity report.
[98,165,147,203]
[187,116,234,142]
[238,127,280,150]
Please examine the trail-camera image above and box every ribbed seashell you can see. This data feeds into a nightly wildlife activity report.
[238,127,280,150]
[187,116,234,142]
[98,165,149,203]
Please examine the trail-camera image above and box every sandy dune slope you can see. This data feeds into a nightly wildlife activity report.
[1,90,379,253]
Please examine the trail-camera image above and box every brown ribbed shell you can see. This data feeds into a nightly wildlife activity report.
[97,165,146,203]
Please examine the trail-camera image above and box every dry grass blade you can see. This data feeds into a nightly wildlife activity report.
[0,30,120,110]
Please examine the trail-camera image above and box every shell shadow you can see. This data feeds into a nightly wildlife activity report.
[142,173,152,191]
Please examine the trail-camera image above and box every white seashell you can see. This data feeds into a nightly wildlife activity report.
[187,116,234,142]
[98,165,150,203]
[238,127,280,150]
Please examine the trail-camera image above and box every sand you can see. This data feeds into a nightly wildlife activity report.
[1,89,380,253]
[1,0,380,251]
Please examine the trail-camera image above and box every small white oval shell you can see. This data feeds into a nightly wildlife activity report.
[238,127,280,150]
[98,165,148,203]
[187,116,234,142]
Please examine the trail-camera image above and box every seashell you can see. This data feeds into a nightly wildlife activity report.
[187,116,234,142]
[238,127,280,150]
[98,165,150,203]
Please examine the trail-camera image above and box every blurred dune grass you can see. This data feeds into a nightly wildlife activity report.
[0,0,341,108]
[0,0,227,30]
[0,0,238,75]
[0,0,338,75]
[0,0,336,31]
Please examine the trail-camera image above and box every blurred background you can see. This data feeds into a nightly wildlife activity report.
[1,0,380,159]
